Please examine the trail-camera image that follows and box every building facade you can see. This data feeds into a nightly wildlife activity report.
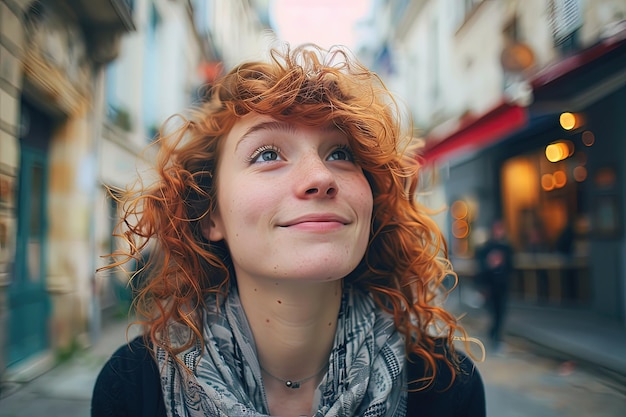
[0,0,134,386]
[366,0,626,324]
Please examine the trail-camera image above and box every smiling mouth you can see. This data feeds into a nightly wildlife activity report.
[280,214,350,228]
[279,214,351,231]
[281,220,346,232]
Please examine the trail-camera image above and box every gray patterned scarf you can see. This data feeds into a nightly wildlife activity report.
[156,285,407,417]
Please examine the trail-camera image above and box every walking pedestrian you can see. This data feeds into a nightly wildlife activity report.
[91,44,485,417]
[475,219,515,352]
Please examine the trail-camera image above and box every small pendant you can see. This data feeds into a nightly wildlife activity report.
[285,380,300,389]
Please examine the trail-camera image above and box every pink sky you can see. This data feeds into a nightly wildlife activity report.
[270,0,371,50]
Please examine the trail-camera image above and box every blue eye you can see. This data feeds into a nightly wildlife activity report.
[328,146,354,161]
[249,145,282,163]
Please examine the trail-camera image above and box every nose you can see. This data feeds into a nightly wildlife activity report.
[296,155,338,198]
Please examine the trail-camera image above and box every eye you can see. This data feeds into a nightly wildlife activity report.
[248,145,282,163]
[327,145,354,162]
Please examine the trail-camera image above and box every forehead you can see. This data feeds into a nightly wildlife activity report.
[225,113,345,150]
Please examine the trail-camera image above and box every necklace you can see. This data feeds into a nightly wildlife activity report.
[260,362,327,389]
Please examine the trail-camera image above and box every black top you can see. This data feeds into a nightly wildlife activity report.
[476,238,514,289]
[92,336,485,417]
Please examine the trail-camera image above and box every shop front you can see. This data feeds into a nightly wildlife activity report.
[431,33,626,323]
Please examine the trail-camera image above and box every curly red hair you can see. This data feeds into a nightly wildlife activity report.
[104,44,470,389]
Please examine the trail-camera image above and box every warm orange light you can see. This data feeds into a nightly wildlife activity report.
[546,141,573,162]
[545,143,562,162]
[553,170,567,188]
[452,219,470,238]
[573,166,587,182]
[546,144,561,162]
[541,173,555,191]
[560,112,578,130]
[450,200,469,219]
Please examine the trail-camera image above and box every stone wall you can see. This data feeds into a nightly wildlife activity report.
[0,0,127,385]
[0,0,28,389]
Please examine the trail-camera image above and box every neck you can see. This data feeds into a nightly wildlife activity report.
[237,277,342,382]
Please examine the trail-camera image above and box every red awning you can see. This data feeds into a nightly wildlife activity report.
[531,29,626,90]
[422,102,528,164]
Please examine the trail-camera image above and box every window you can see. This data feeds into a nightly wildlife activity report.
[548,0,582,53]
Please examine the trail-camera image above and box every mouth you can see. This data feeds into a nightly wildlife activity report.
[279,214,350,228]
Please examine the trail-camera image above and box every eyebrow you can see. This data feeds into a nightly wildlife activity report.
[235,121,342,150]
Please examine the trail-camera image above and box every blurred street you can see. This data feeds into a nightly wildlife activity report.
[1,2,625,417]
[455,302,626,417]
[1,303,625,417]
[0,315,140,417]
[477,338,625,417]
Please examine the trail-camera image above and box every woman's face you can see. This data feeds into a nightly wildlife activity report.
[206,113,373,283]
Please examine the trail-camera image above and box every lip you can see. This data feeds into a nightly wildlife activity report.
[279,213,351,227]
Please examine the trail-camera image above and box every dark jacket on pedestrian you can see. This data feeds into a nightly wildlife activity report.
[476,239,514,292]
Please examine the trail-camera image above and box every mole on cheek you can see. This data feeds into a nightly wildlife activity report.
[277,300,282,304]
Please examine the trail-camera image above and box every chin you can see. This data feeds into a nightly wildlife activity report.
[291,259,361,282]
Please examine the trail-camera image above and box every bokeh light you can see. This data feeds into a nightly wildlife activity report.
[573,165,587,182]
[582,130,595,146]
[559,112,577,130]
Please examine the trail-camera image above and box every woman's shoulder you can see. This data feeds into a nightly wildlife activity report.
[91,335,165,417]
[406,339,486,417]
[108,335,155,365]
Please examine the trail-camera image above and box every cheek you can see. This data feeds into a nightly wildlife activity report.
[353,177,374,217]
[219,179,278,225]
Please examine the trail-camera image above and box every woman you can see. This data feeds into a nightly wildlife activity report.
[92,44,485,417]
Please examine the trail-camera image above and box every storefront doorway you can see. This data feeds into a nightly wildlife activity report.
[7,99,53,366]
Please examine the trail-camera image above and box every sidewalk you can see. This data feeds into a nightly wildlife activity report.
[453,295,626,387]
[0,316,138,417]
[506,303,626,384]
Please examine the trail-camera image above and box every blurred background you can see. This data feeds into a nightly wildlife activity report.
[0,0,625,415]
